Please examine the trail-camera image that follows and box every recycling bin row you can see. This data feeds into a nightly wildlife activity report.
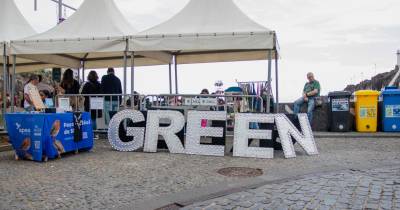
[327,87,400,133]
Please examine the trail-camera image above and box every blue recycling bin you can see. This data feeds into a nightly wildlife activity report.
[381,87,400,132]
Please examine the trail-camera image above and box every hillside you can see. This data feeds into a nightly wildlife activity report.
[344,66,400,93]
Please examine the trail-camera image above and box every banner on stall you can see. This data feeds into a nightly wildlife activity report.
[5,113,93,162]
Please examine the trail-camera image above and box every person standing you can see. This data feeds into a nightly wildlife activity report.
[37,75,55,96]
[200,89,209,95]
[101,68,122,125]
[293,72,321,123]
[58,69,80,94]
[39,90,50,103]
[56,69,80,110]
[81,71,102,130]
[23,75,40,111]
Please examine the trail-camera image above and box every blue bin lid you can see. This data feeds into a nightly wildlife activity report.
[384,86,397,90]
[381,86,400,96]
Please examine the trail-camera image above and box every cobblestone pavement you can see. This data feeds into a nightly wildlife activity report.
[183,166,400,210]
[0,138,399,209]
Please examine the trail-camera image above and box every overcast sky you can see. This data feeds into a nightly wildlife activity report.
[14,0,400,102]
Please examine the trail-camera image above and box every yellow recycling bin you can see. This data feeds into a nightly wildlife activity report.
[354,90,380,132]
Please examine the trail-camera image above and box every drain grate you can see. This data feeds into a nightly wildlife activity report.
[217,167,263,178]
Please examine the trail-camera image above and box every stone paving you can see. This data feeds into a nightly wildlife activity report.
[0,137,399,209]
[183,166,400,210]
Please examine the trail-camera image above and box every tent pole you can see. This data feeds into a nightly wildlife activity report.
[82,61,86,82]
[168,63,172,94]
[275,50,279,113]
[77,66,81,83]
[174,55,178,94]
[58,0,63,24]
[7,56,10,95]
[11,55,16,112]
[81,53,89,83]
[266,50,272,113]
[2,44,7,115]
[123,40,128,96]
[130,51,135,97]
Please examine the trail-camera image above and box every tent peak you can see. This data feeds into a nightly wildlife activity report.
[0,0,36,42]
[139,0,271,36]
[19,0,137,42]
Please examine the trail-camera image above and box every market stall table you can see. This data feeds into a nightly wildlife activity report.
[5,112,93,162]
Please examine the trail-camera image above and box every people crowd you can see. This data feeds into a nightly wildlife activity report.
[17,68,124,128]
[7,69,321,131]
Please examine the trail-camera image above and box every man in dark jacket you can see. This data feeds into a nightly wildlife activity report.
[101,68,122,125]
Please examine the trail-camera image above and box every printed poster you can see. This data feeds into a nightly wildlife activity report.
[359,106,377,118]
[385,105,400,118]
[331,98,349,112]
[184,98,217,106]
[90,97,104,110]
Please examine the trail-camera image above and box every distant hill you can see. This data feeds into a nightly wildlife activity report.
[344,66,400,93]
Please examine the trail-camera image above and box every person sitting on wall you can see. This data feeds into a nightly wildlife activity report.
[293,72,321,123]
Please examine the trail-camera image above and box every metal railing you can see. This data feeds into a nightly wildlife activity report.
[142,94,266,135]
[1,93,268,133]
[55,94,144,131]
[55,94,143,110]
[143,94,265,113]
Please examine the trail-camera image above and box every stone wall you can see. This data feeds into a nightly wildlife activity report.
[278,96,356,132]
[279,102,330,131]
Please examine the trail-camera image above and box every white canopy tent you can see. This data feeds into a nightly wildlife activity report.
[131,0,279,112]
[1,0,75,73]
[1,0,61,112]
[10,0,172,95]
[0,0,36,43]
